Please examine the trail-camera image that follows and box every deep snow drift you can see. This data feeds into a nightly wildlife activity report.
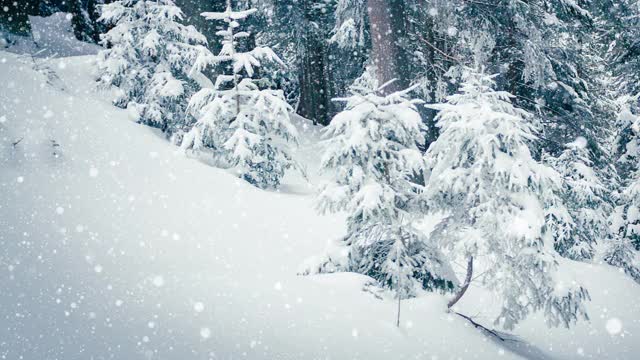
[1,40,639,360]
[0,13,100,58]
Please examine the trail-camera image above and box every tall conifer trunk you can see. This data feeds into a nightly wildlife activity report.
[297,1,331,125]
[367,0,407,93]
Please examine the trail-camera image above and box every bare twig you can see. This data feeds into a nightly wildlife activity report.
[12,137,24,147]
[416,34,461,63]
[455,312,513,342]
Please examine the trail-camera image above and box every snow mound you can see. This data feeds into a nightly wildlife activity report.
[1,13,99,58]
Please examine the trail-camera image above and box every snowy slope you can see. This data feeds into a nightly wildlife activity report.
[0,51,639,360]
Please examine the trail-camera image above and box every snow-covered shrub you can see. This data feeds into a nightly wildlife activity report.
[615,107,640,249]
[424,68,589,329]
[181,2,299,189]
[603,234,640,281]
[608,106,640,281]
[96,0,214,134]
[548,137,613,260]
[314,81,456,297]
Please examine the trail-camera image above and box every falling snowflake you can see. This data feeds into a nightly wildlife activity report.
[193,302,204,313]
[152,276,165,287]
[200,327,211,339]
[606,318,623,335]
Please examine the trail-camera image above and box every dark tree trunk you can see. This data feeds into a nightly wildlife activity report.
[174,0,223,51]
[296,1,331,125]
[298,39,330,125]
[69,0,93,42]
[504,14,523,97]
[420,8,441,146]
[173,0,224,83]
[87,0,105,43]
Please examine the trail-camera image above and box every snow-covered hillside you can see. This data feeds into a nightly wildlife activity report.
[0,51,502,359]
[0,50,639,359]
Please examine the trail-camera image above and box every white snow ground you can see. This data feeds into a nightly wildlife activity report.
[1,15,639,360]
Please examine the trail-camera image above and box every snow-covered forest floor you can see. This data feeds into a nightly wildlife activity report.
[1,15,639,360]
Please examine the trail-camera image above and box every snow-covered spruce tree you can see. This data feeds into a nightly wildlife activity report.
[616,106,640,181]
[608,106,640,281]
[96,0,215,134]
[603,232,640,282]
[181,1,299,190]
[424,68,589,330]
[314,78,456,300]
[68,0,98,42]
[590,2,640,282]
[548,137,612,261]
[607,0,640,114]
[88,0,109,43]
[257,0,359,126]
[448,0,607,161]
